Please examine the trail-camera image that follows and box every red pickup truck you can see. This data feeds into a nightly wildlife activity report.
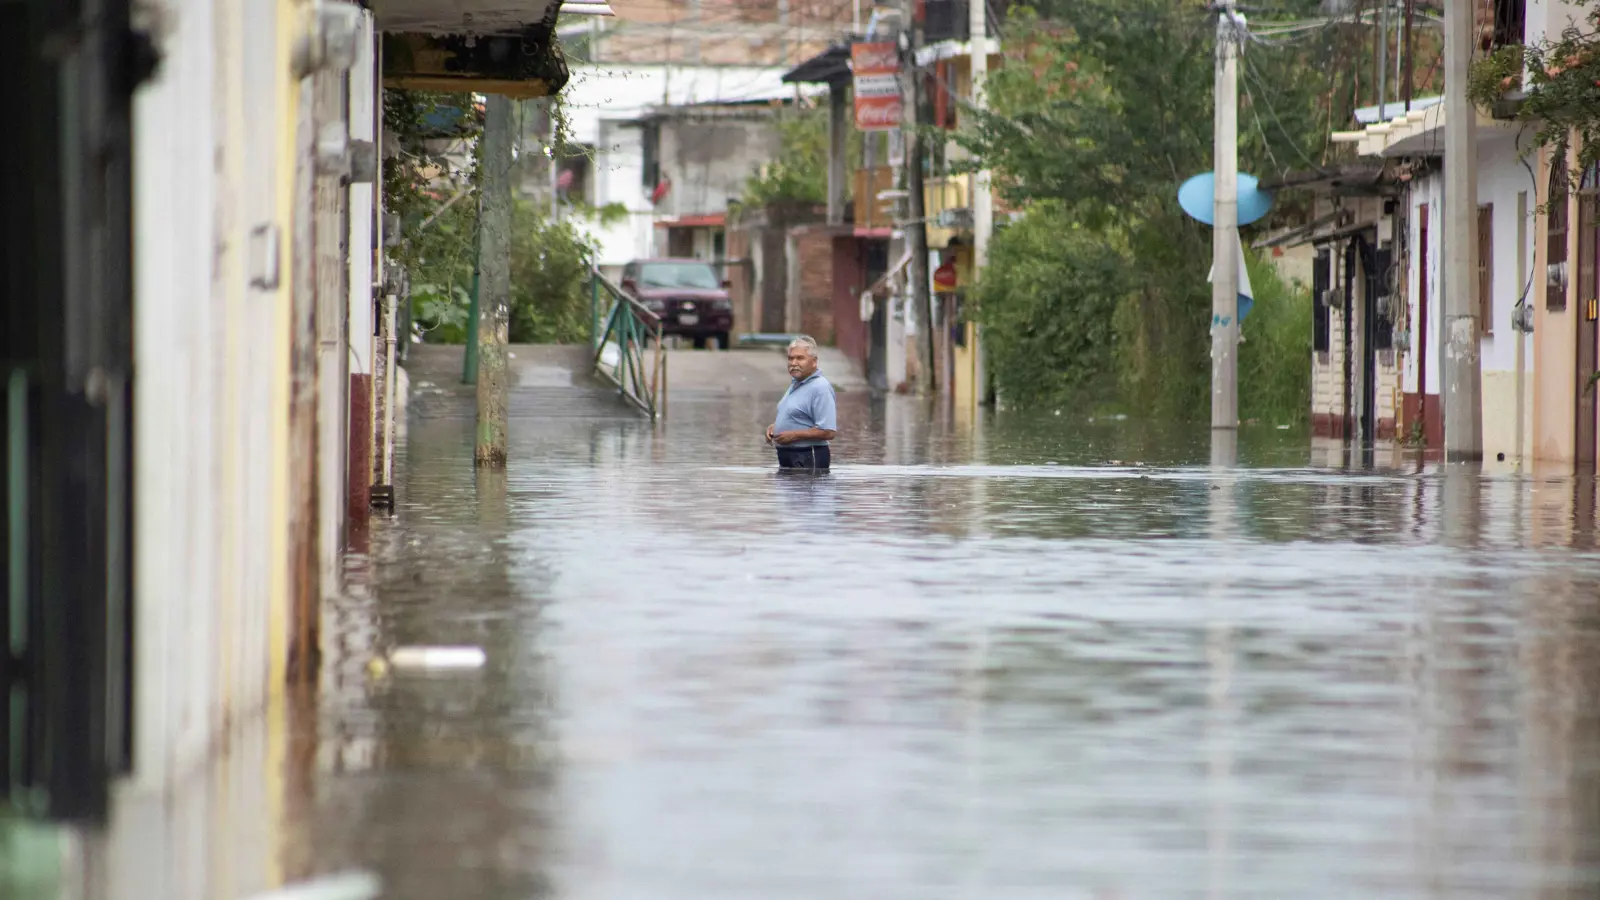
[620,258,734,350]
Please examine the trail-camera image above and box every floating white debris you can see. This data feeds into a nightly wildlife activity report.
[241,870,381,900]
[385,646,487,670]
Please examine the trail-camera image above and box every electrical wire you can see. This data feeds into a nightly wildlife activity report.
[1242,52,1328,172]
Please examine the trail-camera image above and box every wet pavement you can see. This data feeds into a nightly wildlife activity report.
[295,345,1600,899]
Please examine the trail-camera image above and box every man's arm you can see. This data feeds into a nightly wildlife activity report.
[773,427,836,444]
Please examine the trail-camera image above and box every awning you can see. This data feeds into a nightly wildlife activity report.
[782,44,852,85]
[1258,163,1390,195]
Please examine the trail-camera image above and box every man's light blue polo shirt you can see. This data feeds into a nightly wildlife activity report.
[774,372,836,448]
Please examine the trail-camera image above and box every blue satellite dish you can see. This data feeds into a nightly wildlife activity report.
[1178,172,1273,226]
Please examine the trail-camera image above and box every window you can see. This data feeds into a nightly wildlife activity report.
[1478,204,1494,335]
[1579,162,1600,324]
[638,261,720,289]
[1549,152,1570,310]
[1372,246,1395,351]
[1313,248,1331,353]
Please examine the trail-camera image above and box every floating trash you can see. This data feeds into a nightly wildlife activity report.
[241,870,381,900]
[370,646,488,676]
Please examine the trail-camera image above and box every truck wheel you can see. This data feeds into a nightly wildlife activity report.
[714,331,731,350]
[692,336,708,350]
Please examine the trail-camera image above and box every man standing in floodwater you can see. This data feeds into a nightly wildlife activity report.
[765,335,837,470]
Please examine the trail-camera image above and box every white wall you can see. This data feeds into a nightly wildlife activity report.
[1527,0,1589,47]
[1403,138,1538,458]
[659,115,782,219]
[133,0,221,790]
[1405,172,1442,396]
[566,64,820,267]
[586,120,657,267]
[1479,136,1539,374]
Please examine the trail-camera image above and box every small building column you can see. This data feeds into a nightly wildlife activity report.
[827,80,849,226]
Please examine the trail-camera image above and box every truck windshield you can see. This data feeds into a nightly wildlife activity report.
[639,262,720,289]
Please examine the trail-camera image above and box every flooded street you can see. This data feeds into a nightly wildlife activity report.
[295,348,1600,899]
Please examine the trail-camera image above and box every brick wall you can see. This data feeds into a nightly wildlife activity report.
[794,227,836,343]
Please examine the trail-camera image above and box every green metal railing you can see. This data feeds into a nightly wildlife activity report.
[590,270,666,419]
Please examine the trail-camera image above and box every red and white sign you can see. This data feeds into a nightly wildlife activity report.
[852,42,902,132]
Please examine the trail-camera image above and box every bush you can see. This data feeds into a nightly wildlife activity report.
[409,199,598,345]
[1238,252,1312,425]
[975,201,1130,410]
[509,204,597,344]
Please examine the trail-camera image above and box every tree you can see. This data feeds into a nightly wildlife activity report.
[953,0,1338,419]
[1469,4,1600,180]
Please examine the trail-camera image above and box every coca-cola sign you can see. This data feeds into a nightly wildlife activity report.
[855,97,903,130]
[852,42,902,132]
[851,41,899,76]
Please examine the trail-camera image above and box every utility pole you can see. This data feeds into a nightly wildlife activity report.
[1402,0,1414,111]
[1211,4,1241,433]
[969,0,992,408]
[902,0,934,396]
[1377,0,1388,114]
[1442,0,1483,460]
[476,94,513,467]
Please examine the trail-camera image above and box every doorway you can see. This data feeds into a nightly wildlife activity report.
[1577,166,1598,472]
[1,0,144,822]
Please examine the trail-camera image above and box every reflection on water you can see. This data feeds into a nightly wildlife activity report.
[298,390,1600,899]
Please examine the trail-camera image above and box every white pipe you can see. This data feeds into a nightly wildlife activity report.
[1516,190,1527,469]
[384,293,398,485]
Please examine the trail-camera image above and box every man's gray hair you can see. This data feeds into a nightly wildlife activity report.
[788,335,819,357]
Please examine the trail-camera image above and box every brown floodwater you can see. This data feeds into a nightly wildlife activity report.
[285,378,1600,900]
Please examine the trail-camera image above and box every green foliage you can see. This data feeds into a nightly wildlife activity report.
[974,202,1128,409]
[405,191,480,344]
[742,105,831,206]
[1469,8,1600,178]
[411,200,597,345]
[509,204,598,344]
[1237,255,1312,425]
[956,0,1336,419]
[382,89,481,233]
[741,104,863,208]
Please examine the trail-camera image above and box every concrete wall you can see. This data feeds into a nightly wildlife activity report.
[1404,144,1539,460]
[560,65,817,267]
[1533,142,1582,464]
[128,0,366,818]
[659,113,781,220]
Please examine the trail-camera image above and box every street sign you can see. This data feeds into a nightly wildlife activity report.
[852,42,902,131]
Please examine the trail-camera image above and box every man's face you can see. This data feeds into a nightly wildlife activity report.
[787,346,818,380]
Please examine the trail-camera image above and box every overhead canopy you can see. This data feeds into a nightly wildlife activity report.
[782,43,851,86]
[369,0,560,35]
[1258,163,1392,196]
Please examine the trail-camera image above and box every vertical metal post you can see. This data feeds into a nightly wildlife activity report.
[1443,0,1483,460]
[1515,190,1527,469]
[901,0,934,395]
[1402,0,1415,111]
[1377,0,1388,114]
[1212,5,1241,434]
[970,0,992,408]
[591,274,601,349]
